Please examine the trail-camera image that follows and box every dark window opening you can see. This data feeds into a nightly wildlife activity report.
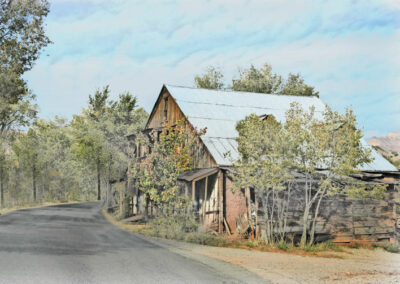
[164,97,168,121]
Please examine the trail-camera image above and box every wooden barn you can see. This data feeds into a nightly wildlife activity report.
[127,84,400,244]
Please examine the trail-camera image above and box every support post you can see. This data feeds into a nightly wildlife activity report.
[192,180,196,215]
[203,176,208,224]
[218,170,224,233]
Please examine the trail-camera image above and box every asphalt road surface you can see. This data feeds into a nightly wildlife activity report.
[0,202,263,284]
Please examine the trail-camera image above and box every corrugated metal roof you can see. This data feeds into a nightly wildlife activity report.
[165,85,398,172]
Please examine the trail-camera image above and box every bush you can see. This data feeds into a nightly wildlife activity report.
[150,214,198,240]
[276,240,293,251]
[374,242,400,253]
[184,231,227,246]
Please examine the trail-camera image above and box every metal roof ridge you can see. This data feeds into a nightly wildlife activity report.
[178,99,325,112]
[165,84,321,99]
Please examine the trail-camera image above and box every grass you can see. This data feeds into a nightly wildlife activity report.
[101,210,359,258]
[372,242,400,254]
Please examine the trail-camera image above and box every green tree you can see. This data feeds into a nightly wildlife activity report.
[0,0,51,199]
[233,114,294,243]
[132,121,204,220]
[231,64,283,94]
[72,87,147,202]
[0,0,51,135]
[0,0,51,74]
[233,103,385,245]
[194,66,224,89]
[194,63,319,97]
[13,128,41,202]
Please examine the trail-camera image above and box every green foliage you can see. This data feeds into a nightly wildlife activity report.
[0,87,147,209]
[0,0,51,136]
[133,120,203,212]
[194,66,224,89]
[231,64,283,94]
[0,0,51,74]
[233,103,385,246]
[373,242,400,253]
[276,241,292,251]
[194,63,318,97]
[151,214,198,240]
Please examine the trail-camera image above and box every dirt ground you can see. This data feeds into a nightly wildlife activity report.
[182,244,400,283]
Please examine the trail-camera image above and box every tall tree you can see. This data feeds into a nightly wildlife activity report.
[13,128,41,202]
[0,0,51,206]
[231,64,283,94]
[194,63,319,97]
[194,66,224,89]
[233,103,385,245]
[72,87,147,202]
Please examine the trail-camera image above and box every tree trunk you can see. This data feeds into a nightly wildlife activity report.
[33,165,37,202]
[300,179,309,247]
[97,158,101,201]
[144,193,149,221]
[309,190,325,245]
[106,155,112,209]
[0,164,4,208]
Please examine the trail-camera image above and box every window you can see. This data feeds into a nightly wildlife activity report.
[163,97,168,121]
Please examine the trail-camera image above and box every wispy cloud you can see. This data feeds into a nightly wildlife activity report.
[25,0,400,137]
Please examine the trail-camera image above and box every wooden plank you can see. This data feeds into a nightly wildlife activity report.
[203,176,208,223]
[218,170,224,233]
[224,217,231,235]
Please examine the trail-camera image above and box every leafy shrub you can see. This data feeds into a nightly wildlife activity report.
[184,231,227,246]
[150,214,198,240]
[276,240,293,251]
[382,243,400,253]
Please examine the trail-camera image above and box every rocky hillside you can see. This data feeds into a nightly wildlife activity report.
[368,132,400,169]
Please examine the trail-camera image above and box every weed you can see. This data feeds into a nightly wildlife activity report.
[381,243,400,253]
[245,241,255,248]
[276,240,292,251]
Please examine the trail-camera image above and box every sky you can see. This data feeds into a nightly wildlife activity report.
[24,0,400,139]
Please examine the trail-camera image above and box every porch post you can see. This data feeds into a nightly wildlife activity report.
[218,170,224,233]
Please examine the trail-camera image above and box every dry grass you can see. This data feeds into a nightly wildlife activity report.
[102,210,350,259]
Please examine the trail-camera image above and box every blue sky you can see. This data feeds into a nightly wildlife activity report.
[24,0,400,138]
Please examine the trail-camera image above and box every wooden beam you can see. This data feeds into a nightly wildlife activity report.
[224,217,231,235]
[192,180,195,202]
[203,176,208,223]
[218,170,224,233]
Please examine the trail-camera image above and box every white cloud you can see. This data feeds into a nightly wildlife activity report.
[25,0,400,135]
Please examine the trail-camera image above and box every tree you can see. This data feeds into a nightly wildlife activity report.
[280,73,318,97]
[0,0,51,133]
[233,114,295,243]
[0,0,51,198]
[0,0,51,74]
[194,63,319,97]
[233,103,386,245]
[72,87,147,202]
[194,66,224,89]
[231,64,283,94]
[13,128,41,202]
[132,120,205,220]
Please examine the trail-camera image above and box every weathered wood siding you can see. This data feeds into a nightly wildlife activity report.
[146,89,217,169]
[224,177,399,243]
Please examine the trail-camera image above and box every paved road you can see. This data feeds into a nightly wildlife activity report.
[0,202,262,283]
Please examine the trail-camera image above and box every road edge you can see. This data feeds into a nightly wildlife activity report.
[101,210,268,283]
